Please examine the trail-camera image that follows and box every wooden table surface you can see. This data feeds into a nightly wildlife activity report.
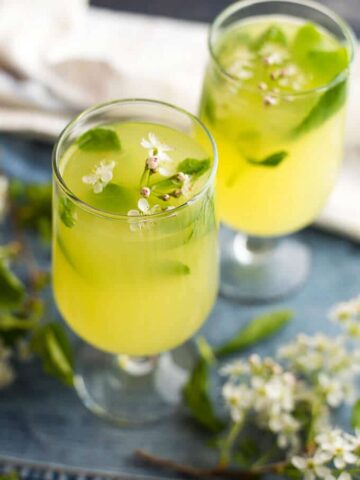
[90,0,360,34]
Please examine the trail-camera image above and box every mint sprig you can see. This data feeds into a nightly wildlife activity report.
[77,127,121,152]
[292,80,347,138]
[0,258,25,310]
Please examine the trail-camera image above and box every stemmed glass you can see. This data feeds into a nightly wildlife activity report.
[52,99,218,424]
[199,0,356,302]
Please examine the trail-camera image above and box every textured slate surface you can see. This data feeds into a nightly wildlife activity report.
[0,133,359,480]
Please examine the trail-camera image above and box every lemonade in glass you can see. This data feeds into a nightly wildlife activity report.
[52,99,218,424]
[200,0,355,301]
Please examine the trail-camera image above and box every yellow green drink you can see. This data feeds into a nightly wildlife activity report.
[52,100,218,423]
[200,0,355,301]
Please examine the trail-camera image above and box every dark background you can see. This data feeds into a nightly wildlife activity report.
[90,0,360,33]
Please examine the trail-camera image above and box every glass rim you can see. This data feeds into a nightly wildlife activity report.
[53,98,218,222]
[208,0,357,98]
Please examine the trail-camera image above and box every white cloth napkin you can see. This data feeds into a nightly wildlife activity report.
[0,0,359,240]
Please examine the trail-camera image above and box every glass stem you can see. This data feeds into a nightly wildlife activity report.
[233,233,278,265]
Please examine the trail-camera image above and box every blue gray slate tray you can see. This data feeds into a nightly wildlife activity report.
[0,134,359,479]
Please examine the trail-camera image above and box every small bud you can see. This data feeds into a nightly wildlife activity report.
[270,70,281,81]
[176,172,186,183]
[258,81,268,91]
[263,95,278,107]
[172,189,182,198]
[140,186,151,198]
[146,156,159,172]
[160,194,170,201]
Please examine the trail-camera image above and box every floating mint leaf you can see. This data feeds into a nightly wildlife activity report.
[292,80,347,138]
[59,197,77,228]
[177,158,210,177]
[215,310,293,357]
[78,127,121,152]
[253,25,287,50]
[31,322,74,387]
[247,151,288,167]
[293,22,322,58]
[307,48,348,79]
[0,259,25,310]
[352,399,360,430]
[156,260,191,276]
[183,337,224,433]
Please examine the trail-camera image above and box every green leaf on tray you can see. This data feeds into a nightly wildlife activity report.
[77,127,121,152]
[247,151,288,167]
[31,322,75,387]
[177,158,211,178]
[253,25,287,50]
[0,473,19,480]
[0,259,25,310]
[9,180,52,242]
[215,310,293,357]
[351,399,360,430]
[183,337,224,433]
[292,80,347,138]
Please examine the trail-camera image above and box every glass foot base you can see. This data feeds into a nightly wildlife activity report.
[74,343,192,426]
[220,230,311,303]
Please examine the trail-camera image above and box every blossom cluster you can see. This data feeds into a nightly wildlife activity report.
[278,333,360,408]
[292,429,360,480]
[222,354,302,450]
[330,296,360,338]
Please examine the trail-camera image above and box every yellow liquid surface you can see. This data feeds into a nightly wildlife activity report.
[200,16,350,236]
[53,122,218,355]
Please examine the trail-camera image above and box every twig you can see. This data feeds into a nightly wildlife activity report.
[135,450,288,479]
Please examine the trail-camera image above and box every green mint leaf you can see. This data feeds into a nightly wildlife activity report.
[31,322,74,387]
[293,22,322,58]
[0,259,25,310]
[77,127,121,152]
[352,399,360,430]
[247,151,288,167]
[156,260,191,276]
[177,158,211,178]
[0,314,38,331]
[253,25,287,50]
[183,337,224,433]
[292,80,347,137]
[59,197,77,228]
[9,180,52,242]
[215,310,293,357]
[187,191,217,243]
[307,48,348,79]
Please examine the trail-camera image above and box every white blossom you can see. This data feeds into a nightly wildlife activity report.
[82,160,116,193]
[291,452,333,480]
[141,133,174,176]
[127,198,161,232]
[316,430,358,470]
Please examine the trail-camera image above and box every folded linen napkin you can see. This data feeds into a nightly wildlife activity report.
[0,1,359,240]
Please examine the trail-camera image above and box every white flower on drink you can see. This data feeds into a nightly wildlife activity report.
[227,46,255,80]
[291,452,333,480]
[0,175,8,220]
[180,173,192,198]
[141,133,174,176]
[127,198,161,232]
[82,160,116,194]
[260,44,288,66]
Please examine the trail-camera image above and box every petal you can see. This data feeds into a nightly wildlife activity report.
[82,174,96,185]
[100,170,113,183]
[141,138,153,149]
[148,132,159,147]
[128,209,140,217]
[93,182,103,194]
[334,457,346,469]
[292,457,306,470]
[158,151,172,162]
[158,166,173,177]
[138,198,149,213]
